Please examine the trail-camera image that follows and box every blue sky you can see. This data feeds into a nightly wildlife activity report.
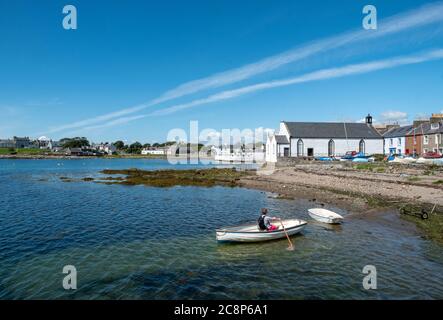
[1,0,443,143]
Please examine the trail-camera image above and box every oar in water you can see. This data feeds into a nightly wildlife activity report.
[279,219,294,251]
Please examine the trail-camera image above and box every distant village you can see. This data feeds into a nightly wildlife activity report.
[1,113,442,162]
[0,136,177,157]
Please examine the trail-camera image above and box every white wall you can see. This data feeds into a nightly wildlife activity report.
[278,122,290,138]
[290,138,383,157]
[265,135,277,162]
[278,144,289,156]
[266,134,291,162]
[384,137,406,155]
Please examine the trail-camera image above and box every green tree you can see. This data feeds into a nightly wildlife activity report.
[113,140,125,150]
[61,137,90,149]
[127,142,142,154]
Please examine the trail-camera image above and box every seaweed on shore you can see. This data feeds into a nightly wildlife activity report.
[401,206,443,244]
[98,167,253,188]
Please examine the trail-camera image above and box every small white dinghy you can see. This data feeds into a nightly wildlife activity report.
[308,208,343,224]
[216,218,307,243]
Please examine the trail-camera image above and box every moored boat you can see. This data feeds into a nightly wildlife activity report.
[389,156,417,164]
[352,157,369,163]
[308,208,343,224]
[417,157,433,164]
[316,156,334,161]
[215,218,307,242]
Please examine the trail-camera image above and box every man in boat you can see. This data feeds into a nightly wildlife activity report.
[258,208,279,231]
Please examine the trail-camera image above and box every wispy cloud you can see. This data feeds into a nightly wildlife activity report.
[75,48,443,131]
[44,1,443,135]
[379,110,409,125]
[150,49,443,116]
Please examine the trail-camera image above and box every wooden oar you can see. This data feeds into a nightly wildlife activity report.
[279,219,294,251]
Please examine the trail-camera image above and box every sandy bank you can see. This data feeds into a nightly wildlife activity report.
[239,163,443,212]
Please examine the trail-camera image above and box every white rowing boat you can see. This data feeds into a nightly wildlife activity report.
[308,208,343,224]
[216,218,307,242]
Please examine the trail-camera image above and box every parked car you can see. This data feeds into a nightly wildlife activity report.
[423,151,443,159]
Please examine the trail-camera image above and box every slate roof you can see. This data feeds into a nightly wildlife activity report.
[425,122,443,135]
[283,122,382,139]
[383,125,414,138]
[275,135,289,144]
[406,123,430,136]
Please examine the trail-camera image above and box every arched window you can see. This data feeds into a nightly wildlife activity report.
[297,139,304,157]
[328,139,335,157]
[359,139,365,154]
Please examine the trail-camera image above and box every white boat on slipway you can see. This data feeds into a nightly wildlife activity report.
[308,208,344,224]
[216,219,307,243]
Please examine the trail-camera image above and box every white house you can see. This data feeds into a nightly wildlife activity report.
[95,143,116,155]
[265,134,290,162]
[37,136,51,149]
[141,148,165,155]
[382,125,413,156]
[266,115,383,162]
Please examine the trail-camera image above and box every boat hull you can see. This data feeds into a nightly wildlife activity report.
[308,209,343,224]
[308,212,342,224]
[216,219,306,243]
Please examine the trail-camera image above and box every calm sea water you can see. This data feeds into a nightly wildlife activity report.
[0,159,442,299]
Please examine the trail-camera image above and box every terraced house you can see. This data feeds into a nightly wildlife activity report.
[0,136,31,149]
[422,114,443,154]
[383,125,413,156]
[405,121,428,157]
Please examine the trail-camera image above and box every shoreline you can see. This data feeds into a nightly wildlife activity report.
[243,163,443,209]
[71,163,443,243]
[0,154,220,160]
[239,163,443,243]
[0,154,167,160]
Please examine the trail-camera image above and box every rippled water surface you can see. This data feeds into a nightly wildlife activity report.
[0,159,442,299]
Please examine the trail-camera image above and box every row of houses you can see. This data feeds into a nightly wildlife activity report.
[0,136,32,149]
[0,135,119,156]
[265,114,443,162]
[382,114,443,156]
[0,136,64,151]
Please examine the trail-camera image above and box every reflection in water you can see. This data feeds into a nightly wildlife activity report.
[0,159,442,299]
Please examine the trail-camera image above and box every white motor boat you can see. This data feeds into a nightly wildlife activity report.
[216,218,307,243]
[390,156,417,164]
[416,157,432,164]
[308,208,343,224]
[401,157,417,164]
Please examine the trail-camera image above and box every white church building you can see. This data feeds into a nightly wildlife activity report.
[266,115,384,162]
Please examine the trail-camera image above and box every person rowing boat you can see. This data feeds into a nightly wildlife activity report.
[258,208,280,231]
